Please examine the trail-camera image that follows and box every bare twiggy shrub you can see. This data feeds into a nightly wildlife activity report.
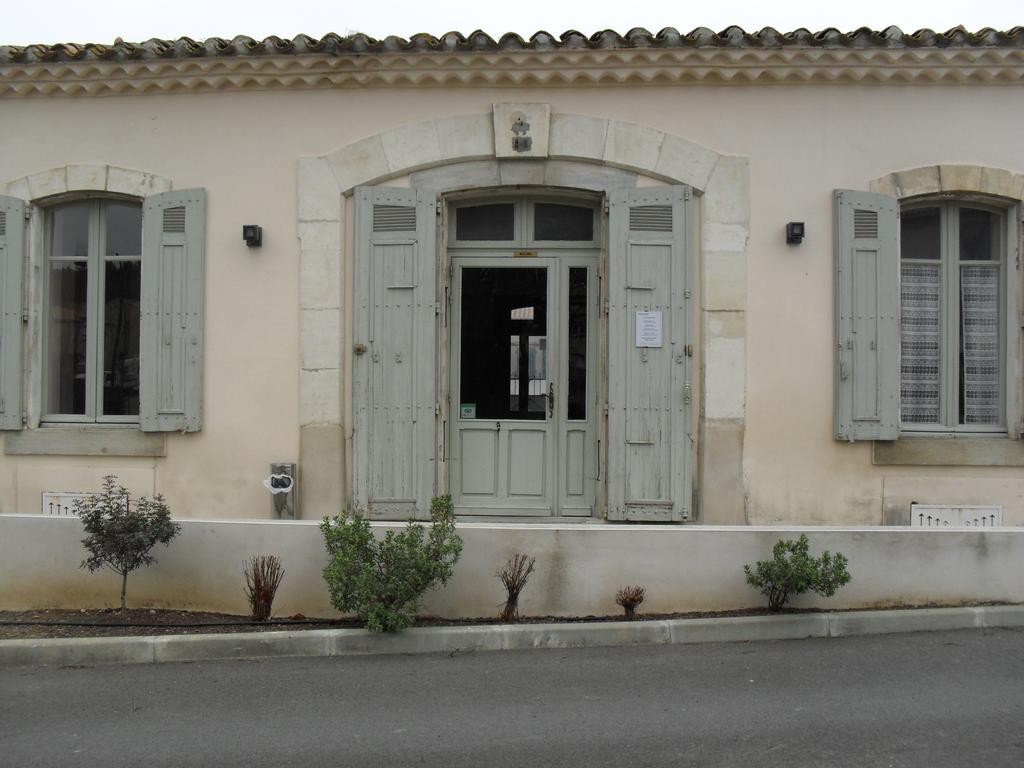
[497,553,536,622]
[615,585,646,620]
[244,555,285,621]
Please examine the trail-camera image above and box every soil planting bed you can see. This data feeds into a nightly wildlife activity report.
[1,603,1000,640]
[0,608,778,640]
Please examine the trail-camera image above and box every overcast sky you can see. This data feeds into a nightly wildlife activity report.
[3,0,1020,46]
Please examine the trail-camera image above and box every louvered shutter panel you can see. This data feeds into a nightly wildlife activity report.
[0,196,25,430]
[140,189,205,432]
[834,189,899,441]
[353,187,437,519]
[607,187,692,522]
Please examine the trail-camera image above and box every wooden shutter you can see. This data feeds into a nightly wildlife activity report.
[834,190,899,441]
[140,189,205,432]
[607,187,692,522]
[0,196,25,430]
[353,187,437,518]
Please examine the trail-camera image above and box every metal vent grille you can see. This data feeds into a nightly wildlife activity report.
[162,206,186,233]
[910,504,1002,527]
[0,211,6,236]
[373,205,417,232]
[853,209,878,238]
[629,205,673,232]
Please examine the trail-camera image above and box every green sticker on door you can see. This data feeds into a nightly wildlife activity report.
[460,403,477,419]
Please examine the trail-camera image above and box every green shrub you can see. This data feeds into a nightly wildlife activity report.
[76,475,180,611]
[743,534,851,611]
[320,496,463,633]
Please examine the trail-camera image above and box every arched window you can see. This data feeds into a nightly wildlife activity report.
[44,198,143,421]
[834,185,1017,444]
[900,201,1007,431]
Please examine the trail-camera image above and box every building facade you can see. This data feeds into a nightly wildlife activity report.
[0,26,1022,526]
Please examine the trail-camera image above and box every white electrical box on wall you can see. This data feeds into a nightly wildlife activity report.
[910,504,1003,528]
[41,492,91,516]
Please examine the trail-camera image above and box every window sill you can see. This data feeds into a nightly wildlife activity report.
[4,428,166,457]
[872,436,1024,466]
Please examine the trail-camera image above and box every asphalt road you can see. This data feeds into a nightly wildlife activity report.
[3,628,1023,767]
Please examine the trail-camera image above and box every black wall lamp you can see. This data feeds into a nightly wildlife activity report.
[242,224,263,248]
[786,222,805,245]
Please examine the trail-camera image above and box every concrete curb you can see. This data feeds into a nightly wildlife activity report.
[2,605,1022,668]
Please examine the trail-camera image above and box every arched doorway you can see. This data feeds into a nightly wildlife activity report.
[446,192,600,516]
[298,109,750,524]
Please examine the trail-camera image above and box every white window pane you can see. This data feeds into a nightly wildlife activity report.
[567,267,587,420]
[104,201,142,257]
[960,265,1000,425]
[461,266,546,420]
[534,203,593,241]
[526,335,547,413]
[455,204,514,241]
[509,334,519,411]
[900,262,941,424]
[50,202,90,258]
[47,261,88,414]
[103,260,141,416]
[959,208,997,262]
[900,207,940,260]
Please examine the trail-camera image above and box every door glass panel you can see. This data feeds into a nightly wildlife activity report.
[509,334,547,414]
[567,267,587,420]
[461,267,546,420]
[455,203,515,241]
[534,203,594,241]
[47,261,88,415]
[901,207,940,260]
[103,260,142,416]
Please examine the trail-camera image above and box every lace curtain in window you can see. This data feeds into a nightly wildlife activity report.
[960,265,1000,425]
[900,263,941,423]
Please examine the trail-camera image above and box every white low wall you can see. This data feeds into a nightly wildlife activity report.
[1,515,1021,618]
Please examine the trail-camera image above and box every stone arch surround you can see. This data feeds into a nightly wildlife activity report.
[5,164,172,201]
[296,112,750,524]
[869,164,1024,201]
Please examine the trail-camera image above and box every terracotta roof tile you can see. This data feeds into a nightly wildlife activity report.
[3,26,1023,64]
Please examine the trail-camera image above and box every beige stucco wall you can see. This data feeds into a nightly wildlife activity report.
[1,83,1022,523]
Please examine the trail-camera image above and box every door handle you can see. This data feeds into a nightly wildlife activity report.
[839,339,851,381]
[548,382,555,418]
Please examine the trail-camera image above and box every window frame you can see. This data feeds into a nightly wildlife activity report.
[447,192,601,250]
[41,197,142,425]
[899,196,1015,436]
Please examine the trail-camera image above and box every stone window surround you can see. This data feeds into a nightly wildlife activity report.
[2,164,172,457]
[297,111,751,523]
[869,164,1024,467]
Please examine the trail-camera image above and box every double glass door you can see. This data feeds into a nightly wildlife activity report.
[449,256,597,516]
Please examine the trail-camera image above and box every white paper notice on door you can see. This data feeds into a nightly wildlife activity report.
[635,310,663,348]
